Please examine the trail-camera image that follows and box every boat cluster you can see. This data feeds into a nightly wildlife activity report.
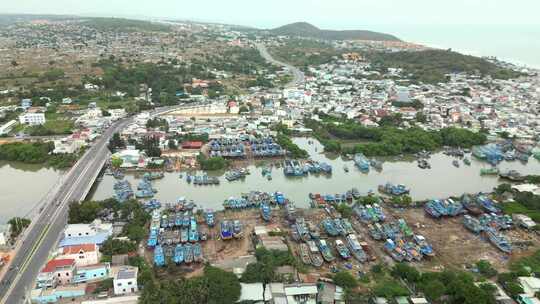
[353,203,386,223]
[290,215,375,267]
[309,188,361,208]
[225,168,250,182]
[113,180,134,202]
[473,142,534,165]
[283,159,332,176]
[378,183,410,196]
[148,204,215,266]
[135,176,157,198]
[209,138,246,158]
[425,193,514,254]
[223,191,286,209]
[185,173,220,185]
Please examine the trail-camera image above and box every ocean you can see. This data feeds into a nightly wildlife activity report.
[369,24,540,69]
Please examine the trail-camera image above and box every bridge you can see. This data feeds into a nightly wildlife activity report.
[0,105,184,303]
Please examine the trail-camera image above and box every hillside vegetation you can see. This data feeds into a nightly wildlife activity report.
[271,22,400,42]
[369,49,521,84]
[81,17,170,32]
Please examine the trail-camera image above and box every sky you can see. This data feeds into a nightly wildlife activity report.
[2,0,540,29]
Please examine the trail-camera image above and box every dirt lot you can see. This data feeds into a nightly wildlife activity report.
[148,202,540,280]
[387,206,540,272]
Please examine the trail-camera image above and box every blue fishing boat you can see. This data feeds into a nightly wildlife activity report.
[485,227,512,254]
[175,213,183,227]
[154,245,165,266]
[335,240,351,260]
[322,219,339,237]
[221,220,233,240]
[147,228,158,248]
[233,220,243,238]
[354,153,370,172]
[413,235,434,257]
[463,215,482,234]
[189,216,199,242]
[378,183,410,196]
[173,244,184,264]
[193,243,203,263]
[317,239,335,262]
[333,219,346,236]
[180,228,189,243]
[346,234,367,263]
[274,192,285,205]
[261,203,271,222]
[184,243,193,264]
[477,195,500,213]
[205,209,215,227]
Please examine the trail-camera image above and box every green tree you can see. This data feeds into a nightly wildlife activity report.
[7,217,31,239]
[205,266,241,304]
[333,271,358,289]
[423,280,445,301]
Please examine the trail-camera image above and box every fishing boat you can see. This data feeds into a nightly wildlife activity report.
[173,244,184,265]
[341,219,355,235]
[354,153,370,172]
[189,228,199,243]
[461,194,483,215]
[452,160,460,168]
[285,202,296,222]
[413,235,434,257]
[299,243,312,265]
[175,213,183,227]
[296,218,311,242]
[274,192,285,205]
[463,215,483,234]
[485,227,512,254]
[221,220,233,240]
[480,167,499,175]
[359,242,376,261]
[290,224,301,242]
[317,240,335,262]
[205,209,215,227]
[193,243,203,262]
[370,159,383,170]
[368,224,383,240]
[351,188,361,199]
[343,165,349,173]
[499,170,525,182]
[307,240,324,267]
[333,219,346,236]
[184,243,193,264]
[154,245,165,266]
[322,219,339,237]
[346,234,367,263]
[335,240,351,260]
[180,228,189,243]
[383,239,405,262]
[182,214,190,228]
[378,183,410,196]
[463,158,471,166]
[261,203,271,222]
[476,195,500,213]
[233,220,243,238]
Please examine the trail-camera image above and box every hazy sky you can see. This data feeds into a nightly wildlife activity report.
[2,0,540,29]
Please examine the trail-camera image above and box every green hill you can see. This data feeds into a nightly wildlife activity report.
[81,17,170,32]
[271,22,400,42]
[368,49,522,83]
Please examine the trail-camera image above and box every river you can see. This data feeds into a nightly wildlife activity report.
[88,138,540,209]
[0,161,63,224]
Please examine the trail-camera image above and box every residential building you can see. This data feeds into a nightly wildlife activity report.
[38,258,76,287]
[31,284,87,304]
[284,283,318,304]
[113,266,139,295]
[73,263,111,284]
[0,120,17,135]
[64,219,113,239]
[0,224,10,246]
[19,112,46,125]
[60,244,100,267]
[519,277,540,297]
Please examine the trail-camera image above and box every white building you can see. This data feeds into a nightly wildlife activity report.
[19,112,46,125]
[113,266,138,295]
[395,86,411,103]
[0,120,17,135]
[60,244,101,267]
[519,276,540,296]
[64,219,113,239]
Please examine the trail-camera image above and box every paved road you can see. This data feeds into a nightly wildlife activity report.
[255,43,305,88]
[0,106,183,304]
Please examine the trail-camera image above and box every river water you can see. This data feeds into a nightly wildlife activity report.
[0,161,63,224]
[1,138,538,224]
[88,138,540,210]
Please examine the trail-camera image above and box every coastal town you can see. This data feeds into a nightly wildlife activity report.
[0,13,540,304]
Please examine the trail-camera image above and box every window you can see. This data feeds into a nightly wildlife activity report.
[128,282,132,285]
[66,272,69,276]
[123,289,126,292]
[117,283,122,287]
[93,274,96,277]
[58,273,61,277]
[78,233,82,236]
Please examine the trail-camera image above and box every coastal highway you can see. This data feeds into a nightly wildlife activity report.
[0,106,182,303]
[255,43,305,88]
